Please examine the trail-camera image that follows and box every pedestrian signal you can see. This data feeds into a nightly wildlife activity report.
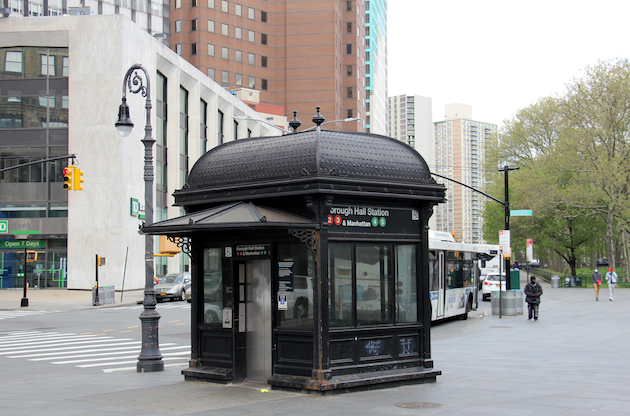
[26,251,37,262]
[74,167,84,191]
[63,165,75,190]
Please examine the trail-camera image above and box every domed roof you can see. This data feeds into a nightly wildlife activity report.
[175,128,444,207]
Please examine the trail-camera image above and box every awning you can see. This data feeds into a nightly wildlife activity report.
[140,201,316,236]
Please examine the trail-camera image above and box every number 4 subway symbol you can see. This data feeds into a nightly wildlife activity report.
[371,217,387,227]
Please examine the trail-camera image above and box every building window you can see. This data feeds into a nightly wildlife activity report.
[191,43,198,55]
[346,22,352,33]
[62,56,69,77]
[347,87,353,98]
[221,71,229,84]
[221,0,228,13]
[346,1,351,11]
[346,65,352,76]
[248,7,255,19]
[261,56,268,67]
[235,50,242,62]
[248,76,255,89]
[248,30,255,42]
[221,47,229,60]
[221,23,228,36]
[261,33,268,45]
[175,20,182,32]
[235,27,242,39]
[207,44,215,56]
[248,53,255,65]
[200,99,208,153]
[218,110,224,144]
[192,0,197,6]
[41,55,55,76]
[175,44,182,55]
[208,68,215,80]
[235,3,241,15]
[346,44,352,54]
[261,79,268,90]
[235,73,242,86]
[175,0,181,8]
[208,0,214,9]
[192,19,197,31]
[347,109,353,118]
[208,20,215,33]
[261,10,267,22]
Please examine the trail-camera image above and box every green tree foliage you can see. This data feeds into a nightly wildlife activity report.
[484,60,630,277]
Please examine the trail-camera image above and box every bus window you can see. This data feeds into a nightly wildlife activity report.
[429,251,439,292]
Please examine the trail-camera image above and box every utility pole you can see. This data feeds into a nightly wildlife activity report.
[501,165,519,289]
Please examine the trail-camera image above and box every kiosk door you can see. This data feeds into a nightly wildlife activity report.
[244,259,272,383]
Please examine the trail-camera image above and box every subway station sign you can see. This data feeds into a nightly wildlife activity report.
[326,205,420,234]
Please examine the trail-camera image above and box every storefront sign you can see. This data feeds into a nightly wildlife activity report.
[0,220,8,234]
[326,205,420,234]
[130,198,145,219]
[235,244,270,257]
[0,240,46,249]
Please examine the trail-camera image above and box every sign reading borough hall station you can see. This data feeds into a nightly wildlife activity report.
[327,205,421,234]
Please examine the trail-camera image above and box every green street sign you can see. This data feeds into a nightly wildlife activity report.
[510,210,533,217]
[0,240,45,249]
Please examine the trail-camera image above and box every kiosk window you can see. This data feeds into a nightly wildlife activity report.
[395,245,417,323]
[356,244,389,326]
[203,248,223,324]
[277,243,313,330]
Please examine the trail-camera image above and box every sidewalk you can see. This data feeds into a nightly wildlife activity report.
[2,276,630,415]
[0,287,145,311]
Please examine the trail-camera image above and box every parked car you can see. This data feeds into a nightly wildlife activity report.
[185,286,192,303]
[482,273,507,301]
[155,272,191,302]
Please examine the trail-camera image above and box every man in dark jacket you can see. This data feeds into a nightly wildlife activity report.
[592,268,603,301]
[524,276,543,321]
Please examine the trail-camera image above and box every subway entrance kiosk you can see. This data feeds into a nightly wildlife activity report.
[142,114,446,393]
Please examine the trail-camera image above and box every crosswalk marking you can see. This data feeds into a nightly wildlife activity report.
[0,310,60,320]
[0,330,190,372]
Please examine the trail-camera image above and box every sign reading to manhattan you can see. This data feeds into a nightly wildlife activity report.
[327,205,420,234]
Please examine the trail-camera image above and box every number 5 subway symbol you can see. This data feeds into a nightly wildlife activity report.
[371,217,386,227]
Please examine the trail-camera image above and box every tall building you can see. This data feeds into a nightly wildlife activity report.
[0,14,279,290]
[434,104,497,244]
[365,0,387,134]
[170,0,387,132]
[0,0,169,38]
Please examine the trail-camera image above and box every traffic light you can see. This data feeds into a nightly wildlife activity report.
[73,167,84,191]
[63,165,75,190]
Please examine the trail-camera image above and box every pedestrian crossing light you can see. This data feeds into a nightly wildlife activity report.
[26,251,37,262]
[74,167,84,191]
[63,165,75,190]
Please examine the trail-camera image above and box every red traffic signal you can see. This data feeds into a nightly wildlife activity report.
[63,165,75,190]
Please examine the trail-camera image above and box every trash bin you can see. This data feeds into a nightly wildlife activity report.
[551,275,560,288]
[503,290,518,316]
[510,270,520,290]
[491,291,501,315]
[570,276,577,287]
[514,290,524,315]
[92,285,115,305]
[575,276,582,287]
[564,276,571,287]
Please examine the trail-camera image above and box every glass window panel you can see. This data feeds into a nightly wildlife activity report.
[248,7,254,19]
[203,248,223,324]
[0,78,47,95]
[207,44,215,56]
[248,76,255,89]
[207,20,215,33]
[221,71,229,84]
[235,73,242,86]
[221,47,228,60]
[248,53,254,65]
[248,30,255,42]
[4,51,23,75]
[329,243,352,327]
[0,96,46,128]
[221,23,228,36]
[234,3,241,15]
[396,245,417,323]
[235,50,242,63]
[175,20,182,32]
[429,250,440,292]
[235,27,242,39]
[356,244,390,326]
[221,0,228,13]
[277,243,313,330]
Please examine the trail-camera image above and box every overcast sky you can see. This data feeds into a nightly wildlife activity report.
[387,0,630,127]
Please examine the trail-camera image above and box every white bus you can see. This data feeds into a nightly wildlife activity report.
[429,231,494,322]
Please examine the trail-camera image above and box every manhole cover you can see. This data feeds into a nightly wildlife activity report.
[396,402,445,409]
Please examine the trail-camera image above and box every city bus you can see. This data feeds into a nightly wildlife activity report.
[429,231,494,322]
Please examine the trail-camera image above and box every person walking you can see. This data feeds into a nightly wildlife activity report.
[592,268,603,301]
[524,275,543,321]
[605,267,618,301]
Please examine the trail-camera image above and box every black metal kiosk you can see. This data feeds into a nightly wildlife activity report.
[141,111,446,393]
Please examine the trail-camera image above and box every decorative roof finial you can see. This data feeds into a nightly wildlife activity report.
[288,110,301,133]
[312,106,325,129]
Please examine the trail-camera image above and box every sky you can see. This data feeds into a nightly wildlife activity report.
[387,0,630,127]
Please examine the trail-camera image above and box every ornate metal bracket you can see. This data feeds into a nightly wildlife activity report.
[289,229,319,258]
[167,235,193,260]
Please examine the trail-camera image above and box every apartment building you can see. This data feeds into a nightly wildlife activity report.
[170,0,387,133]
[434,104,497,244]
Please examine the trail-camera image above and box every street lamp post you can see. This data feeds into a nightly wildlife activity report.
[115,64,163,372]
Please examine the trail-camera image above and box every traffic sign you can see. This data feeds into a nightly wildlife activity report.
[510,209,533,216]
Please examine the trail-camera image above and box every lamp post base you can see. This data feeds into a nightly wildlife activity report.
[137,307,163,372]
[20,298,29,307]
